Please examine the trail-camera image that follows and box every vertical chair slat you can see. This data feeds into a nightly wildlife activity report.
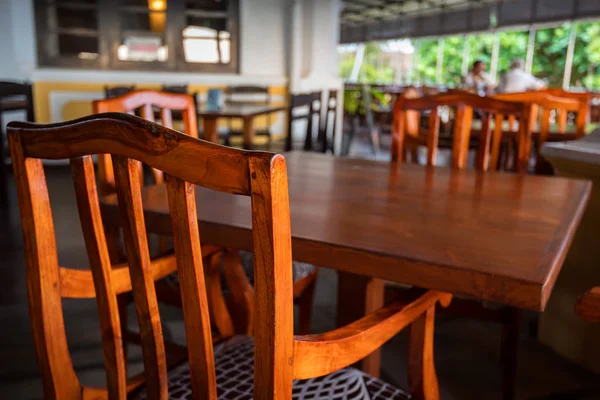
[71,155,128,399]
[249,155,294,399]
[165,176,217,399]
[8,132,81,399]
[112,155,168,400]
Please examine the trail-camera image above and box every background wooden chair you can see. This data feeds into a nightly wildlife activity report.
[320,89,338,154]
[0,81,35,204]
[224,85,273,147]
[392,92,534,173]
[94,90,318,336]
[104,85,136,99]
[8,113,451,399]
[494,91,585,174]
[285,91,323,152]
[391,92,534,400]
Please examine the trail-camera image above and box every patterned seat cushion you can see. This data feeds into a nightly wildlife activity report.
[138,336,410,399]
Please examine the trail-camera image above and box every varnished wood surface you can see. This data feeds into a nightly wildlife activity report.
[101,152,591,311]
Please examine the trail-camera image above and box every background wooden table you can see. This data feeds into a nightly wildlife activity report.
[197,104,285,148]
[100,152,591,375]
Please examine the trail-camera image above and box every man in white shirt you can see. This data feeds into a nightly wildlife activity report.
[497,59,547,93]
[463,60,495,95]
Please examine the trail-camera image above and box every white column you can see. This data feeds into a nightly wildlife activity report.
[436,38,445,85]
[562,23,577,90]
[490,31,500,82]
[525,28,536,73]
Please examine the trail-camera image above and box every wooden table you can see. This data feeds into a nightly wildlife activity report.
[197,104,285,149]
[100,152,591,375]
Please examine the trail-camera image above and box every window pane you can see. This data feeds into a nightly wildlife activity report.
[118,36,167,62]
[58,34,98,56]
[54,6,98,30]
[121,11,167,32]
[186,15,227,31]
[467,33,494,78]
[497,29,528,76]
[415,39,438,84]
[186,0,228,12]
[532,23,570,87]
[441,35,466,87]
[571,21,600,90]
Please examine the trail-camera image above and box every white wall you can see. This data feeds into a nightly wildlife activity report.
[0,0,288,85]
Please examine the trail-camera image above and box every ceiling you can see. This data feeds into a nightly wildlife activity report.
[339,0,600,43]
[341,0,502,27]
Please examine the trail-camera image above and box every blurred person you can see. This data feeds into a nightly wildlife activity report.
[497,59,546,93]
[463,60,495,95]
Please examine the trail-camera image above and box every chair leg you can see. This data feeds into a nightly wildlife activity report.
[501,307,521,400]
[408,306,440,400]
[296,275,317,335]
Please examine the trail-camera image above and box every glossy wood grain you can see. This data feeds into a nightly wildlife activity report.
[10,115,447,399]
[101,152,592,311]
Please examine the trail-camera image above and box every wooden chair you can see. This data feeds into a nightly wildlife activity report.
[224,86,273,147]
[342,85,383,156]
[494,91,585,174]
[540,88,591,135]
[392,92,534,400]
[285,91,323,152]
[392,92,534,173]
[320,89,338,154]
[0,81,35,204]
[104,85,136,99]
[94,90,318,335]
[576,287,600,323]
[8,113,451,399]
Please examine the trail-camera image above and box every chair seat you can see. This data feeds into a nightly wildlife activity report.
[138,336,410,399]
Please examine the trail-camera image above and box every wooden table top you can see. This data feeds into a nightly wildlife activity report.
[197,103,286,118]
[100,153,591,311]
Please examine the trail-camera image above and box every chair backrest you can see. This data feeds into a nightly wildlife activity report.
[494,91,585,145]
[104,85,136,99]
[0,81,35,121]
[93,90,198,195]
[392,92,534,172]
[285,91,322,151]
[322,89,338,153]
[542,88,591,131]
[161,85,189,94]
[225,85,270,105]
[9,113,451,399]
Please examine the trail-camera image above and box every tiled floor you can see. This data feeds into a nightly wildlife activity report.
[0,133,599,399]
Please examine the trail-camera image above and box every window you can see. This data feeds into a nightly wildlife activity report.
[497,29,528,77]
[572,21,600,89]
[441,35,466,87]
[532,23,570,87]
[414,39,438,85]
[34,0,239,73]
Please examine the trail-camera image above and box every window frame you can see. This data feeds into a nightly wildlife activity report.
[34,0,239,74]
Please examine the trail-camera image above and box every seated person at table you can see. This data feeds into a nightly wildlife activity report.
[463,60,495,95]
[497,59,546,93]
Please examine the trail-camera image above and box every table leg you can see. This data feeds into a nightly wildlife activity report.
[336,271,384,378]
[203,117,218,143]
[243,116,255,149]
